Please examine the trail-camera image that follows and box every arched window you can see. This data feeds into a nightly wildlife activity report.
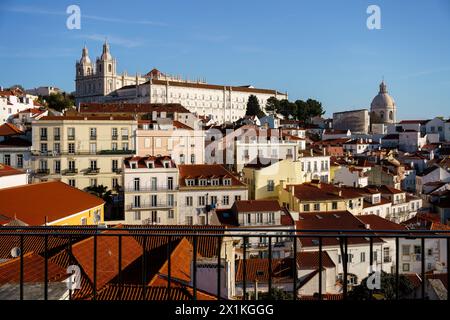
[389,111,393,120]
[380,111,384,120]
[99,65,102,72]
[87,67,91,75]
[108,64,112,72]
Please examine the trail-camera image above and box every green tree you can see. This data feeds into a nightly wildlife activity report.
[278,99,297,118]
[85,184,113,202]
[348,271,414,300]
[265,97,280,113]
[259,287,293,300]
[43,92,75,112]
[246,94,265,118]
[295,99,324,123]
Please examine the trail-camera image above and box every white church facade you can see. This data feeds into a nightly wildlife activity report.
[74,42,288,124]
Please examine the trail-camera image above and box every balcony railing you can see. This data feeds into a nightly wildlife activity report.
[54,135,60,141]
[62,168,78,175]
[85,168,100,175]
[31,150,135,157]
[67,135,75,140]
[0,227,448,301]
[112,135,118,140]
[90,135,97,141]
[122,135,129,140]
[112,168,122,174]
[35,168,50,175]
[40,135,47,141]
[125,185,178,193]
[126,202,176,210]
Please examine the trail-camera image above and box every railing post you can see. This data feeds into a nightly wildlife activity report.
[318,237,322,301]
[268,236,272,299]
[20,235,24,301]
[167,235,172,300]
[421,237,425,299]
[93,234,97,300]
[44,234,48,300]
[243,236,247,301]
[193,234,198,300]
[447,237,450,301]
[343,237,348,300]
[369,237,373,300]
[292,233,297,300]
[68,235,73,300]
[217,234,221,300]
[118,235,122,300]
[142,235,147,300]
[395,237,399,300]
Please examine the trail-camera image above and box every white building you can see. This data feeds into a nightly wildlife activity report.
[334,166,369,188]
[74,42,287,124]
[0,89,39,124]
[0,164,28,189]
[122,156,178,225]
[178,164,248,225]
[298,149,330,183]
[425,117,446,141]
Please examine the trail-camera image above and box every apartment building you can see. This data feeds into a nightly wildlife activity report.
[31,115,137,190]
[122,156,178,225]
[297,148,331,183]
[178,164,248,225]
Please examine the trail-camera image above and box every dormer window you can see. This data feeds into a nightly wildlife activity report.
[223,178,232,186]
[146,161,154,169]
[186,179,195,186]
[130,161,138,169]
[211,179,220,186]
[163,161,171,168]
[199,179,207,186]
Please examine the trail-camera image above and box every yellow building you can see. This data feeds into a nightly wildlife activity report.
[0,181,104,225]
[31,115,137,191]
[242,159,304,200]
[279,181,364,216]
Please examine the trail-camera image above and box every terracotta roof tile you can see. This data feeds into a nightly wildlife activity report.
[0,123,23,136]
[0,164,25,177]
[234,200,281,213]
[0,181,104,225]
[178,164,245,188]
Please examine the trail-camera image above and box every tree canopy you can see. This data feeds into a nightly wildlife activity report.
[39,92,75,112]
[245,94,265,118]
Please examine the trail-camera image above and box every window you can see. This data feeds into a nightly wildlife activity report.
[180,154,185,164]
[268,212,275,224]
[303,204,310,212]
[414,245,421,255]
[402,263,410,272]
[150,195,157,206]
[427,248,433,256]
[81,217,87,225]
[54,143,60,154]
[332,202,338,210]
[383,247,391,262]
[360,252,366,263]
[16,154,23,168]
[190,154,195,164]
[168,194,174,206]
[40,143,48,153]
[373,251,378,262]
[168,210,174,219]
[210,196,217,205]
[313,203,320,211]
[186,216,193,225]
[167,177,174,190]
[40,127,47,140]
[89,128,97,140]
[133,195,141,208]
[90,160,97,170]
[151,211,157,223]
[68,143,75,154]
[39,160,48,170]
[112,178,118,189]
[256,213,263,224]
[134,211,141,221]
[68,127,75,140]
[90,143,97,154]
[186,196,193,206]
[54,160,61,174]
[112,142,118,151]
[223,178,231,186]
[121,128,129,140]
[112,159,118,171]
[186,179,195,186]
[198,196,206,206]
[4,154,11,166]
[68,179,75,187]
[267,180,275,192]
[222,195,229,206]
[134,178,140,191]
[235,195,241,202]
[90,178,97,187]
[112,128,118,139]
[247,214,251,224]
[122,142,129,151]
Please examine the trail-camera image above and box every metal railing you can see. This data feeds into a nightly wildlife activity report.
[31,150,135,156]
[126,202,176,210]
[0,226,448,301]
[125,185,178,193]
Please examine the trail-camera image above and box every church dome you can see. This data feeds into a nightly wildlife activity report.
[100,41,112,61]
[370,81,395,110]
[79,46,91,64]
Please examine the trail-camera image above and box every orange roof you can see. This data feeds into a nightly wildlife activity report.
[0,164,25,177]
[39,115,135,121]
[234,200,281,212]
[172,120,193,130]
[178,164,245,188]
[0,123,23,136]
[0,181,104,225]
[0,252,67,284]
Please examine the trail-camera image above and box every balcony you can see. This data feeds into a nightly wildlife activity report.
[67,135,75,140]
[112,135,118,140]
[63,168,78,176]
[54,135,60,141]
[125,185,178,193]
[97,149,135,155]
[85,168,100,175]
[0,227,448,301]
[126,201,176,210]
[122,135,129,140]
[113,168,122,174]
[90,135,97,141]
[35,168,50,175]
[40,135,47,141]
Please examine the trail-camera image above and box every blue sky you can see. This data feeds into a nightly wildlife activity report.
[0,0,449,119]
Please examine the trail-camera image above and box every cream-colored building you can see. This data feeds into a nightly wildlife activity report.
[31,115,137,190]
[122,156,179,225]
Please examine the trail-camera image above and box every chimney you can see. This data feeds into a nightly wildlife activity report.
[254,279,259,300]
[310,149,313,157]
[365,224,371,229]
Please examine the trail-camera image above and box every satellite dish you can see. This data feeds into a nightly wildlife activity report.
[11,247,21,258]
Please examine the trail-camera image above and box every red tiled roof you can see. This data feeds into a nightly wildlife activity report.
[0,181,104,225]
[0,164,25,177]
[39,115,135,121]
[124,156,176,169]
[178,164,245,188]
[234,200,281,212]
[296,251,335,269]
[286,183,363,202]
[0,123,23,136]
[357,214,407,231]
[296,211,384,247]
[172,121,193,130]
[236,258,292,283]
[0,252,67,284]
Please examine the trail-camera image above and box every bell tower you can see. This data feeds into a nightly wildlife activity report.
[96,41,117,95]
